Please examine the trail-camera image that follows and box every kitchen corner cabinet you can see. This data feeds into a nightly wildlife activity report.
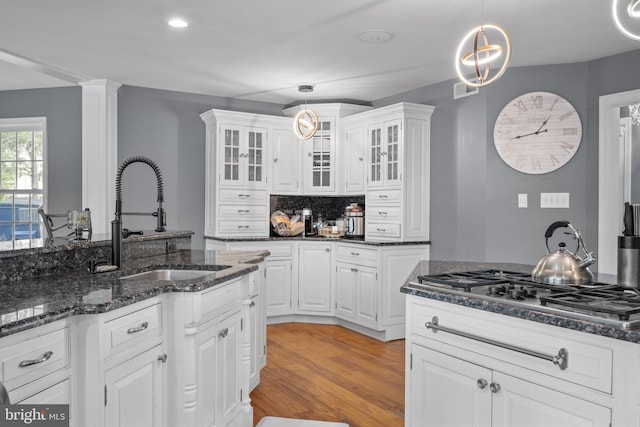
[298,242,333,313]
[210,238,429,341]
[341,118,367,194]
[405,296,620,427]
[283,103,371,195]
[270,128,300,194]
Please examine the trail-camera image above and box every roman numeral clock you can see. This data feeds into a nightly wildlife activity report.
[493,91,582,174]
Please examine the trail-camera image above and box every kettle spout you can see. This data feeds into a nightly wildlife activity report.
[578,252,596,269]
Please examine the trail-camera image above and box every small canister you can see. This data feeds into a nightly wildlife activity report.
[618,235,640,288]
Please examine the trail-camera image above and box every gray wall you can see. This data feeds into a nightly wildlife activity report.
[374,50,640,268]
[0,86,82,215]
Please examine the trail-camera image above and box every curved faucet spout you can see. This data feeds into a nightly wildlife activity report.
[111,156,167,268]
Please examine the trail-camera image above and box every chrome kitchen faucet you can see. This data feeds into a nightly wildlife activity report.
[111,156,166,269]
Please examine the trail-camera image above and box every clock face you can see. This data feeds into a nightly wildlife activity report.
[493,92,582,174]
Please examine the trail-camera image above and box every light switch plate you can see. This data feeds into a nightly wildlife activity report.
[518,193,528,208]
[540,192,570,208]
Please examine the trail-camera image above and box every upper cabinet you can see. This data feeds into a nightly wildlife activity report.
[367,119,403,189]
[283,104,371,195]
[218,124,267,188]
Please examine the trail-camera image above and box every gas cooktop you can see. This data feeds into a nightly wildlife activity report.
[413,269,640,329]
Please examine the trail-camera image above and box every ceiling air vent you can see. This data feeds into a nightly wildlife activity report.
[453,81,479,100]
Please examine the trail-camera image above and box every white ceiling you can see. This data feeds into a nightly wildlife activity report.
[0,0,638,104]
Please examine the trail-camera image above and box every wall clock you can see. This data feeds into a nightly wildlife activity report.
[493,91,582,174]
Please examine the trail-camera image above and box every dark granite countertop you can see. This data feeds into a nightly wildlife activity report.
[0,249,268,338]
[401,260,639,344]
[205,235,430,247]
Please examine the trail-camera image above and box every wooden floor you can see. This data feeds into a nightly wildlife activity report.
[250,323,405,427]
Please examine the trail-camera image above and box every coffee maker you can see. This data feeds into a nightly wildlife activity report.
[301,208,315,236]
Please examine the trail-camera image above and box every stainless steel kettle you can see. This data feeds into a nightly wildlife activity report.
[531,221,596,286]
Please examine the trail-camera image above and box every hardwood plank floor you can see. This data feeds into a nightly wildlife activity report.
[250,323,405,427]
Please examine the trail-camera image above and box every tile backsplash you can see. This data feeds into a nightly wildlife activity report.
[270,194,365,222]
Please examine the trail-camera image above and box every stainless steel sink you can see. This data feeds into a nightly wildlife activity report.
[120,267,230,282]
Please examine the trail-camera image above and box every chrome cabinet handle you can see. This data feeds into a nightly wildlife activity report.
[238,194,250,198]
[351,267,358,272]
[127,322,149,334]
[273,158,278,163]
[378,211,388,215]
[325,248,330,252]
[378,195,388,199]
[350,252,360,256]
[237,225,250,229]
[158,354,168,363]
[219,328,229,338]
[19,351,53,368]
[425,316,569,370]
[376,228,387,232]
[250,301,256,307]
[237,209,250,213]
[477,379,488,389]
[358,157,363,161]
[490,383,501,394]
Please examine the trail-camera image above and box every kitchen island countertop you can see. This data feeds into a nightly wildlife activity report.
[0,249,268,338]
[400,260,639,343]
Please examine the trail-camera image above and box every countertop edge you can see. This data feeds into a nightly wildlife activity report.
[205,235,431,246]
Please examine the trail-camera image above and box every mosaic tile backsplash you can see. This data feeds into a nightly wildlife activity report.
[270,194,365,222]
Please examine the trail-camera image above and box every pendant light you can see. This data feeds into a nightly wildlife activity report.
[293,85,319,140]
[455,0,511,88]
[613,0,640,41]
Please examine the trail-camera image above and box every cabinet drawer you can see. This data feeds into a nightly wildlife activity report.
[0,327,69,391]
[219,204,268,218]
[198,279,243,324]
[366,206,402,221]
[366,222,401,239]
[103,303,163,358]
[368,189,402,204]
[218,220,268,235]
[336,244,377,266]
[409,298,614,394]
[219,189,267,203]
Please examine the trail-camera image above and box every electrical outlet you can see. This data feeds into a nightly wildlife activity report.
[518,193,528,208]
[540,193,570,208]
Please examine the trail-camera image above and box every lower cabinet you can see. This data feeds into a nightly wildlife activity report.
[406,296,617,427]
[335,262,377,328]
[264,259,294,316]
[298,242,333,313]
[409,344,610,427]
[104,344,165,427]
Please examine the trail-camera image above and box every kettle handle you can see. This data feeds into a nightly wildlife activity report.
[544,220,571,238]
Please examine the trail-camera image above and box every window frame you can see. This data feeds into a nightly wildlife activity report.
[0,117,47,249]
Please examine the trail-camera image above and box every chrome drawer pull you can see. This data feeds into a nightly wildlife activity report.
[350,252,360,256]
[425,316,569,370]
[376,228,387,232]
[238,194,250,198]
[237,209,250,213]
[378,211,388,215]
[158,354,168,363]
[127,322,149,334]
[19,351,53,368]
[378,195,388,199]
[351,267,359,272]
[237,225,250,229]
[250,301,256,307]
[219,328,229,338]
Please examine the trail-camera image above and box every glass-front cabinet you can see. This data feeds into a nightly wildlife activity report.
[219,125,266,188]
[368,119,402,188]
[303,118,335,193]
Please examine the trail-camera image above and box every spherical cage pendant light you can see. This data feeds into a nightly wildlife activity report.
[613,0,640,41]
[293,85,319,140]
[455,24,511,88]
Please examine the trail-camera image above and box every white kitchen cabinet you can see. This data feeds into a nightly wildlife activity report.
[75,297,166,427]
[298,242,333,313]
[104,344,164,427]
[335,262,377,328]
[367,119,403,189]
[341,121,367,194]
[409,344,610,427]
[343,103,434,242]
[405,296,615,427]
[249,263,266,391]
[270,128,300,194]
[218,124,267,188]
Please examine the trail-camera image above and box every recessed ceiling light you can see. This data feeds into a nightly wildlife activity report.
[357,29,394,43]
[165,17,192,28]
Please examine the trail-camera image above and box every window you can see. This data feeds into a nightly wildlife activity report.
[0,117,46,250]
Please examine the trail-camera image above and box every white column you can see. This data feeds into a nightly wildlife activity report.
[80,79,121,235]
